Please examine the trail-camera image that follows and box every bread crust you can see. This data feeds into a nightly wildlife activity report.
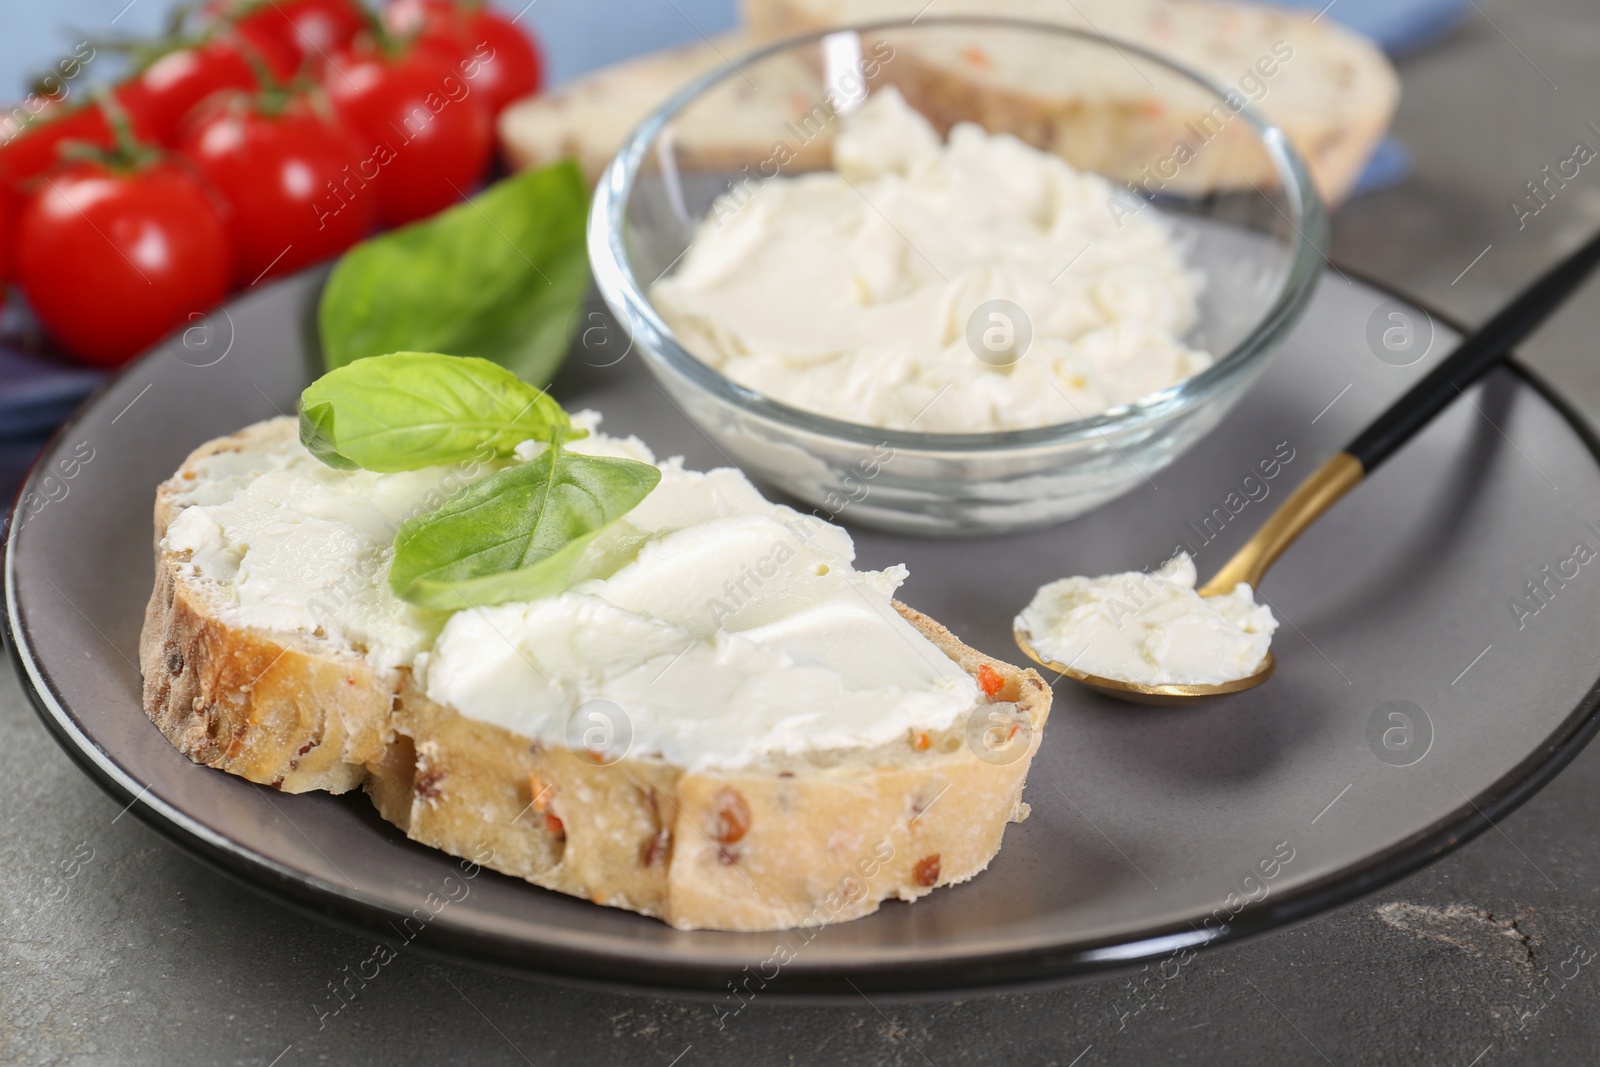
[140,424,1053,930]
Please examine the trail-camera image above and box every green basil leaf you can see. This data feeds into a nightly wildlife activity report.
[298,352,576,472]
[318,161,590,384]
[389,446,662,609]
[299,398,359,470]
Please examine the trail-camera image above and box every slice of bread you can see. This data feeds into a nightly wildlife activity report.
[497,32,833,185]
[496,0,1396,205]
[742,0,1399,204]
[140,419,1052,931]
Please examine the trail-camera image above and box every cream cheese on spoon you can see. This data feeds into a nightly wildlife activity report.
[1016,553,1276,687]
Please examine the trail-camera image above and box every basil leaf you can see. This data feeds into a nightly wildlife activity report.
[318,161,590,384]
[299,398,359,471]
[298,352,576,472]
[389,446,661,609]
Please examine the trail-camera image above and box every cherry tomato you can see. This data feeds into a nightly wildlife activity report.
[16,161,231,366]
[384,1,474,67]
[179,92,375,285]
[207,0,367,72]
[0,103,119,196]
[385,0,543,116]
[322,38,493,226]
[114,28,300,146]
[0,196,8,309]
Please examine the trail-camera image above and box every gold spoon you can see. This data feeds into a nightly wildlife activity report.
[1017,228,1600,704]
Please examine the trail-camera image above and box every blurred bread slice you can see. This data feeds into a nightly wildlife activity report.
[498,2,1396,205]
[742,0,1399,204]
[497,33,833,185]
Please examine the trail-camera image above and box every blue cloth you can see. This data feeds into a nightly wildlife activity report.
[0,339,103,441]
[1255,0,1470,55]
[1351,137,1414,197]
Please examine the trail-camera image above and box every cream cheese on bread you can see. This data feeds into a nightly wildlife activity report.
[160,413,978,769]
[420,487,977,771]
[162,427,462,674]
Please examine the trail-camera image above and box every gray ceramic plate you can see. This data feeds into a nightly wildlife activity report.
[8,266,1600,999]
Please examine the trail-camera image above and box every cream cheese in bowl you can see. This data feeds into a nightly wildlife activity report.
[590,19,1328,535]
[1015,553,1276,686]
[651,88,1211,434]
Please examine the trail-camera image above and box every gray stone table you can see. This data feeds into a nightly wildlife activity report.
[8,0,1600,1063]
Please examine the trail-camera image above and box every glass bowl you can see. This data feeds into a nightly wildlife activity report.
[589,16,1327,537]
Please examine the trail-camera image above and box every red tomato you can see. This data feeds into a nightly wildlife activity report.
[0,103,118,196]
[179,92,375,285]
[322,39,493,226]
[0,195,8,309]
[209,0,368,71]
[460,5,544,113]
[384,0,544,116]
[384,1,473,67]
[15,161,231,366]
[114,28,300,146]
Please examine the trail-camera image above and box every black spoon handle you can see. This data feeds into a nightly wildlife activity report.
[1201,231,1600,596]
[1346,227,1600,471]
